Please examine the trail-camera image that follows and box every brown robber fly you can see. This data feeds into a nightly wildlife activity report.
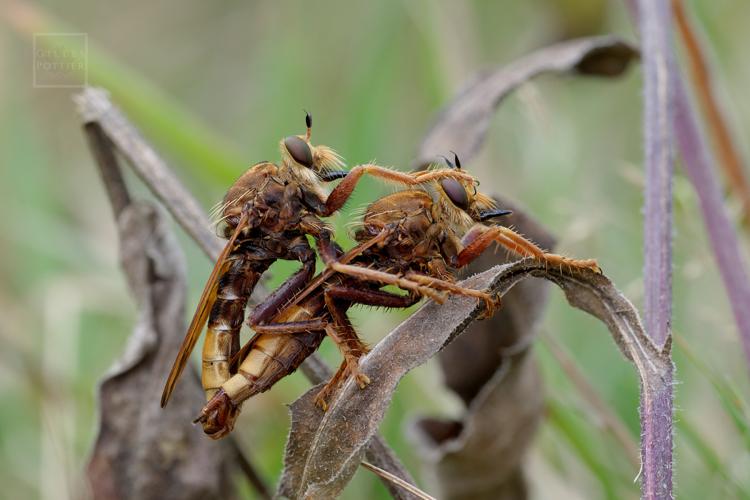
[195,155,600,438]
[160,116,475,435]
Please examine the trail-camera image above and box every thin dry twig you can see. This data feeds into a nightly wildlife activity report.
[360,462,437,500]
[84,121,238,499]
[279,261,666,499]
[671,0,750,224]
[75,87,418,499]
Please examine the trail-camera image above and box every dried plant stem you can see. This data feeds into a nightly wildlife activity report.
[83,116,271,499]
[361,462,436,500]
[279,261,667,499]
[76,87,417,499]
[671,0,750,224]
[228,440,272,500]
[299,355,420,500]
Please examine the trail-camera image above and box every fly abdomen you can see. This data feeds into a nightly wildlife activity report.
[202,252,270,400]
[221,299,327,403]
[222,330,327,403]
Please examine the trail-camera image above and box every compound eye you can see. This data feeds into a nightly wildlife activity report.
[284,136,314,168]
[440,178,469,210]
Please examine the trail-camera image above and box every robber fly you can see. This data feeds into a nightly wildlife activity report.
[160,115,475,435]
[194,155,600,438]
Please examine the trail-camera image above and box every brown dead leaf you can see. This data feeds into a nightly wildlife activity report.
[278,260,669,499]
[86,202,232,500]
[417,35,638,166]
[436,194,555,404]
[411,353,542,500]
[409,196,554,499]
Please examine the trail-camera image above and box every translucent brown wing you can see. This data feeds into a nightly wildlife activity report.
[160,214,248,407]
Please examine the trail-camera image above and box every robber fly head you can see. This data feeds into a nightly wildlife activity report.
[280,112,344,180]
[430,152,511,228]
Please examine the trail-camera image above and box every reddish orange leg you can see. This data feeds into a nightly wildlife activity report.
[314,360,350,411]
[324,324,370,387]
[323,164,475,215]
[404,271,501,318]
[310,286,420,410]
[455,224,601,274]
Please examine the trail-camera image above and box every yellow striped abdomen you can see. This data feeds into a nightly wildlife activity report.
[222,297,327,403]
[202,253,270,400]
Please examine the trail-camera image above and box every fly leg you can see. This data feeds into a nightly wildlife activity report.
[314,287,421,409]
[283,225,392,310]
[313,360,349,411]
[325,262,448,303]
[453,224,601,274]
[248,238,319,326]
[403,271,501,318]
[322,164,475,216]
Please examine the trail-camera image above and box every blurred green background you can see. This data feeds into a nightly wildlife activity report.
[2,0,750,498]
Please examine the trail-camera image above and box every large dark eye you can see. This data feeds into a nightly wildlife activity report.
[440,178,469,210]
[284,136,313,168]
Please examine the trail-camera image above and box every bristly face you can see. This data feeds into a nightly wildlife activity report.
[426,153,510,229]
[279,112,344,184]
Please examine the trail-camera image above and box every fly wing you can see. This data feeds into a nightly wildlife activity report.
[160,214,248,407]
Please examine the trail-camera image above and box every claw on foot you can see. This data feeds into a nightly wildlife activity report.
[354,371,371,389]
[344,355,370,389]
[194,390,239,440]
[313,360,372,411]
[477,292,501,319]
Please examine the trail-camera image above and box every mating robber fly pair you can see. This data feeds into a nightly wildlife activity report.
[160,113,600,439]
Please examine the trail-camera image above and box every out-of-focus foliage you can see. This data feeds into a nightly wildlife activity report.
[1,0,749,498]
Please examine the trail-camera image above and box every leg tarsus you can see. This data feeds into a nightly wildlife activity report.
[404,271,500,317]
[314,360,349,411]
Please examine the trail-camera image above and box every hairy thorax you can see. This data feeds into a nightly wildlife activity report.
[356,190,446,275]
[221,162,317,238]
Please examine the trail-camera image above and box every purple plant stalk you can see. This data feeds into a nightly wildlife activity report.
[673,81,750,365]
[633,0,675,499]
[628,0,750,498]
[671,10,750,368]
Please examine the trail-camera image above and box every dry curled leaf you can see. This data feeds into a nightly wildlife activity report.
[278,260,669,499]
[410,353,543,500]
[409,196,554,499]
[417,35,638,166]
[86,202,232,500]
[436,195,555,404]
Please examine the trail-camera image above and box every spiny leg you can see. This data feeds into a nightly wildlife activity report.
[455,224,601,274]
[404,271,500,318]
[281,225,392,311]
[323,293,370,389]
[325,285,422,309]
[248,243,316,326]
[313,286,422,410]
[327,262,448,303]
[314,360,349,411]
